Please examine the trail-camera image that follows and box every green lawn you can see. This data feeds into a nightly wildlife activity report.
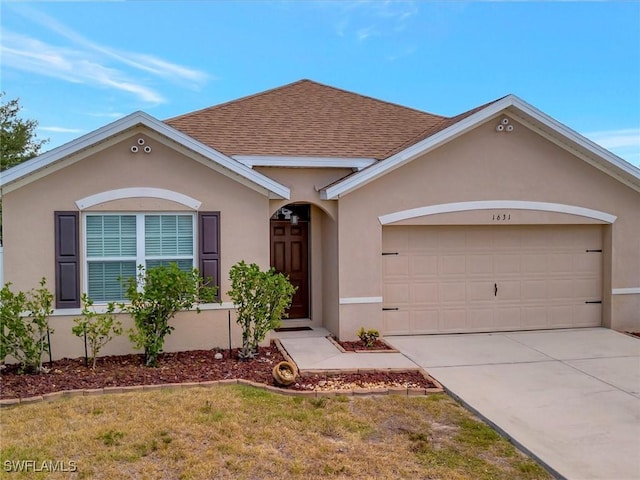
[0,386,551,479]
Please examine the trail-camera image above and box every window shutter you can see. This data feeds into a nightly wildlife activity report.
[55,211,80,308]
[198,212,220,299]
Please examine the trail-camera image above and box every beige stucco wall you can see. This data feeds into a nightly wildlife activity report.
[2,129,272,359]
[337,118,640,338]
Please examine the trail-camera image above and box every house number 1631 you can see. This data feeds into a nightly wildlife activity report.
[492,213,511,221]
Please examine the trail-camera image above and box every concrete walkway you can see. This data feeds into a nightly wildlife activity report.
[275,328,419,371]
[386,328,640,480]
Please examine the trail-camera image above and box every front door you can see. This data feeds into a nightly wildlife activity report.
[270,220,309,318]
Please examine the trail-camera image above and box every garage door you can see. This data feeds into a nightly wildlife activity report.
[382,225,602,334]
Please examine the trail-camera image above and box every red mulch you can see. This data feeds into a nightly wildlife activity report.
[337,339,395,352]
[0,343,435,399]
[627,332,640,339]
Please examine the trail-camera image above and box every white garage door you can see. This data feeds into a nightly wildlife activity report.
[382,225,602,334]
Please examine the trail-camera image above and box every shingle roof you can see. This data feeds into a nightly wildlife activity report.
[165,79,450,161]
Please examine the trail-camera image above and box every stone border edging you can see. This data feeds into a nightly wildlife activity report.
[1,341,443,408]
[0,375,443,409]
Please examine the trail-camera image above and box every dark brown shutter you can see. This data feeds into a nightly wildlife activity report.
[198,212,220,299]
[54,211,80,308]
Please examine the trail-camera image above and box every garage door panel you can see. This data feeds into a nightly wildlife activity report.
[549,279,574,299]
[522,254,548,273]
[524,307,549,328]
[382,225,602,335]
[439,283,466,302]
[383,255,409,277]
[384,283,410,304]
[495,308,521,329]
[468,254,493,275]
[497,280,521,301]
[441,309,467,330]
[440,255,466,275]
[575,254,601,273]
[468,281,495,301]
[411,255,438,276]
[469,309,494,329]
[382,228,409,250]
[412,310,439,332]
[522,280,547,300]
[494,255,521,274]
[382,310,411,335]
[493,230,522,249]
[411,283,438,304]
[549,254,574,273]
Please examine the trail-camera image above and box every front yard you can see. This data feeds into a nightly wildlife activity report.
[0,385,551,479]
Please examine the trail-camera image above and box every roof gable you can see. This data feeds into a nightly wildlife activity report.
[165,79,446,160]
[0,111,290,199]
[321,95,640,199]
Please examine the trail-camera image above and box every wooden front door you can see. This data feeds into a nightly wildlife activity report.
[271,220,309,319]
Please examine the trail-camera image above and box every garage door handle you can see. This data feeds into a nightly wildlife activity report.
[494,283,498,297]
[382,307,399,311]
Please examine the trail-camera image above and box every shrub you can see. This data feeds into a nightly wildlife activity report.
[228,261,296,359]
[357,327,380,348]
[0,278,54,373]
[122,264,218,367]
[72,294,123,369]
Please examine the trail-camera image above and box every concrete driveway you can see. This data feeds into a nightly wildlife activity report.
[386,328,640,480]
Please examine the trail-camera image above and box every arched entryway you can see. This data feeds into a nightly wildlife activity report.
[270,204,311,318]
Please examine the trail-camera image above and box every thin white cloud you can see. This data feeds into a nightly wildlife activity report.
[1,5,210,104]
[40,126,85,133]
[585,128,640,150]
[21,6,209,87]
[1,32,165,103]
[321,0,418,42]
[584,128,640,167]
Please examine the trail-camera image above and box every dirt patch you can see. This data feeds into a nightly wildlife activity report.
[0,343,435,399]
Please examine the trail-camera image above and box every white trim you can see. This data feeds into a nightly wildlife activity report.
[322,95,640,199]
[51,302,236,316]
[378,201,617,225]
[0,111,290,200]
[612,288,640,295]
[199,302,236,310]
[339,296,383,305]
[233,155,377,171]
[76,188,202,210]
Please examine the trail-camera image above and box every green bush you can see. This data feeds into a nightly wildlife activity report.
[0,278,54,373]
[228,261,296,359]
[72,294,123,369]
[357,327,380,348]
[122,264,218,367]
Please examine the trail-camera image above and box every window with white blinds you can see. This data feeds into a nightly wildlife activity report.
[85,214,195,302]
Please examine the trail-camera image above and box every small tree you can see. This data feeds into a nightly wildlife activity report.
[228,261,296,360]
[0,279,54,373]
[72,294,123,369]
[123,264,218,367]
[0,93,49,171]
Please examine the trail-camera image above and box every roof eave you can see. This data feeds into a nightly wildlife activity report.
[0,112,290,200]
[322,95,640,199]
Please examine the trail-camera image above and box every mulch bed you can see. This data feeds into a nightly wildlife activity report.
[627,332,640,339]
[336,339,396,352]
[0,343,435,399]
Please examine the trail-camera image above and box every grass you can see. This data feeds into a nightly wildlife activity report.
[0,386,551,479]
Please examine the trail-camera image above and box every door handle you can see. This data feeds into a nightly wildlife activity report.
[494,283,498,297]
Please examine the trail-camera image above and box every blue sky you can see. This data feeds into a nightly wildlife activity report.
[2,1,639,166]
